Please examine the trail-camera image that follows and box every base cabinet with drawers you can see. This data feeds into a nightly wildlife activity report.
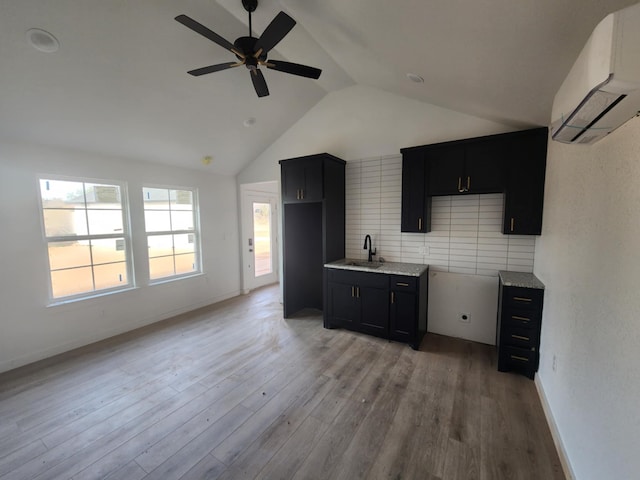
[324,265,429,350]
[496,271,545,379]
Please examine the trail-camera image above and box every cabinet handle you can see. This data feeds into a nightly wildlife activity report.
[391,292,395,304]
[510,355,529,362]
[351,286,355,297]
[296,189,300,200]
[512,315,531,322]
[513,297,532,302]
[418,217,422,230]
[458,177,464,193]
[467,176,471,191]
[510,217,515,232]
[357,287,360,298]
[301,189,304,200]
[396,282,409,287]
[511,334,530,341]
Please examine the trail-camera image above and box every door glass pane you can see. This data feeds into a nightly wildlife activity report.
[253,202,272,277]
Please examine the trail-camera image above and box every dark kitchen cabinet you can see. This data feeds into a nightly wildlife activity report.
[503,129,548,235]
[281,157,324,202]
[325,266,429,349]
[401,150,431,232]
[426,140,503,196]
[280,154,345,318]
[496,272,545,379]
[400,127,548,235]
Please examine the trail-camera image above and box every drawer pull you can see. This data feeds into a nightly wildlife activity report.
[511,334,530,341]
[396,282,409,287]
[418,217,422,230]
[513,296,532,302]
[351,286,355,297]
[511,315,530,322]
[391,292,395,304]
[510,355,529,362]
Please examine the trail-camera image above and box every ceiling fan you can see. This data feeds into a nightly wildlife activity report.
[175,0,322,98]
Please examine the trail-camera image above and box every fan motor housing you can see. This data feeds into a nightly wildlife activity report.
[234,36,267,62]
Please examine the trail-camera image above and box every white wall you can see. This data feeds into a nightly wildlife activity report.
[0,142,241,373]
[534,118,640,480]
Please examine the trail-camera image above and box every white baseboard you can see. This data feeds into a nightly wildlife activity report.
[535,374,576,480]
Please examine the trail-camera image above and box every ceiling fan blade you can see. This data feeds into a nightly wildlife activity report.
[175,14,242,56]
[254,11,296,53]
[265,60,322,79]
[251,69,270,97]
[187,62,243,76]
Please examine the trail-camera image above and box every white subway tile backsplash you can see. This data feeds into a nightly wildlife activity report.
[343,155,536,274]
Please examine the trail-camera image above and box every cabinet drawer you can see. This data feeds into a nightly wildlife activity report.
[503,286,543,310]
[502,346,537,366]
[390,275,417,291]
[502,326,538,349]
[327,269,388,289]
[502,309,540,328]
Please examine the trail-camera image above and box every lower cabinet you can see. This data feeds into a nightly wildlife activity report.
[496,277,544,379]
[324,267,428,350]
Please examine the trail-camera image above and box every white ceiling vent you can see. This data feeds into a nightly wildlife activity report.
[551,3,640,145]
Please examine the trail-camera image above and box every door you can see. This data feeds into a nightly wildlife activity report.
[241,183,279,292]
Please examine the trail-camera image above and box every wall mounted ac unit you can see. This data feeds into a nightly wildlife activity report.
[551,2,640,145]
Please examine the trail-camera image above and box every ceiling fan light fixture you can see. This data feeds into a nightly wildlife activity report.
[406,72,424,83]
[26,28,59,53]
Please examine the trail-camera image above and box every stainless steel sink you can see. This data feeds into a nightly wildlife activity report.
[346,261,382,269]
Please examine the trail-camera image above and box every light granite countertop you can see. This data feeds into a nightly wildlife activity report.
[325,258,428,277]
[499,271,545,289]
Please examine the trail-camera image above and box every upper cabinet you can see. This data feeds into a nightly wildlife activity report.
[281,157,324,202]
[401,127,548,235]
[503,129,548,235]
[401,150,431,233]
[427,139,504,196]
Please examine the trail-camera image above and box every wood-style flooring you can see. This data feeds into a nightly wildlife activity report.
[0,284,564,480]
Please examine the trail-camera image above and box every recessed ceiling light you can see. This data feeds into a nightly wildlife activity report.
[26,28,59,53]
[406,73,424,83]
[243,117,257,127]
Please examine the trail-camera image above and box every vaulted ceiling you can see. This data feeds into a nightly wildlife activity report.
[1,0,637,175]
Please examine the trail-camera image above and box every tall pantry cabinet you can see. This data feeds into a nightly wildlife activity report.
[279,153,346,318]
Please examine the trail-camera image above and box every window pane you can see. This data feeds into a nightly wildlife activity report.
[143,188,170,209]
[91,238,126,265]
[175,253,196,275]
[48,241,91,270]
[144,210,171,232]
[174,233,195,255]
[148,234,174,258]
[87,209,124,235]
[51,267,94,298]
[171,190,193,209]
[93,263,128,290]
[43,208,88,237]
[40,180,85,209]
[149,256,175,280]
[85,183,122,207]
[171,211,194,231]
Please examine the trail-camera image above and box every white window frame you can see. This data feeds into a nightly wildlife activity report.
[142,185,201,283]
[38,175,134,303]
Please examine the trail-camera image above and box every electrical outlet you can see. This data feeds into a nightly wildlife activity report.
[552,355,557,372]
[459,313,471,323]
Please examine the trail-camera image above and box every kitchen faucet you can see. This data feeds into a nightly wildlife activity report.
[363,234,377,262]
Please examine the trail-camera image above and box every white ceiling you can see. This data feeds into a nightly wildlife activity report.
[1,0,638,175]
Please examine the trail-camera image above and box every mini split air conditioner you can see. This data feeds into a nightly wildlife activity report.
[551,2,640,144]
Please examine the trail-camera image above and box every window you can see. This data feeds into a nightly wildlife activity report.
[143,187,200,281]
[39,178,133,300]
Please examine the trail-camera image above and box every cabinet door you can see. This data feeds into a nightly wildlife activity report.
[401,151,430,232]
[281,159,324,202]
[327,281,359,327]
[389,290,417,342]
[503,130,548,235]
[426,145,465,196]
[464,138,505,194]
[359,285,390,337]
